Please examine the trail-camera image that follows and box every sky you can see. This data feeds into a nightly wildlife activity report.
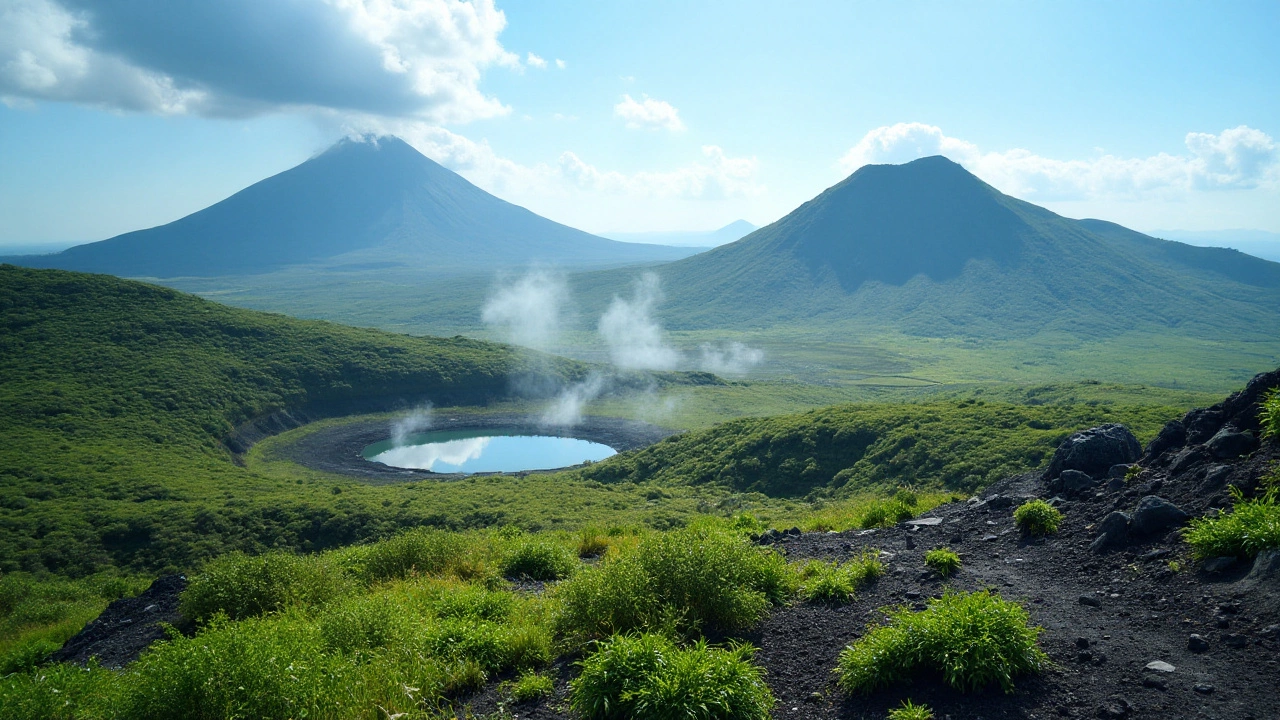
[1,0,1278,249]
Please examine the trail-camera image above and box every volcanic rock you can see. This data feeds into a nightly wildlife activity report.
[1130,496,1189,536]
[1044,424,1142,480]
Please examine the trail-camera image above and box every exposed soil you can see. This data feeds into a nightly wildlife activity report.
[276,412,678,482]
[49,575,193,669]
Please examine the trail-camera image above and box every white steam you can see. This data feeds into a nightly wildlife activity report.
[698,341,764,376]
[598,273,681,371]
[540,373,606,427]
[391,405,433,447]
[481,269,568,351]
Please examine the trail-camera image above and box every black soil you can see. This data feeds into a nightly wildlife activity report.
[278,412,678,482]
[50,575,192,669]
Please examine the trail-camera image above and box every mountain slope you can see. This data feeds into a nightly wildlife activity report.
[617,156,1280,338]
[6,137,697,278]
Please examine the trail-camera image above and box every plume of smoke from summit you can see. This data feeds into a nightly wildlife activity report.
[481,269,569,352]
[391,404,433,446]
[598,272,681,371]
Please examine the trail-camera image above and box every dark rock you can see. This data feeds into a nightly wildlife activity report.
[1169,447,1209,475]
[1079,594,1102,607]
[1141,677,1166,690]
[1138,548,1170,562]
[785,526,802,536]
[804,692,823,704]
[985,494,1015,509]
[1261,624,1280,640]
[1188,634,1209,653]
[982,534,998,542]
[1107,463,1135,479]
[1222,633,1248,648]
[1054,469,1097,495]
[1184,407,1225,445]
[1143,420,1186,460]
[1090,511,1131,553]
[1045,424,1142,481]
[1202,556,1238,573]
[1076,637,1091,649]
[1078,650,1093,662]
[1207,427,1259,459]
[904,534,916,550]
[1130,496,1189,536]
[50,574,191,669]
[1243,548,1280,586]
[1105,477,1125,493]
[1199,464,1234,491]
[1193,684,1215,695]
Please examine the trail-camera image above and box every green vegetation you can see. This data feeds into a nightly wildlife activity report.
[1185,486,1280,560]
[504,670,555,702]
[798,552,884,603]
[1260,386,1280,440]
[551,522,794,642]
[835,590,1048,695]
[801,491,957,532]
[888,700,935,720]
[569,633,772,720]
[923,548,961,577]
[500,536,579,581]
[1013,500,1062,536]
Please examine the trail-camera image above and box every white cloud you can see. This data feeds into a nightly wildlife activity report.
[838,122,1279,201]
[525,52,546,69]
[0,0,517,122]
[614,93,684,131]
[555,58,566,70]
[559,145,761,199]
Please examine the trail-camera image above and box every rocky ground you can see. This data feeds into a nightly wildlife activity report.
[54,371,1280,719]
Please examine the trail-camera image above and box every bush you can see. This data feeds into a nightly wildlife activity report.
[1013,500,1062,536]
[552,524,794,640]
[858,498,917,529]
[923,548,961,577]
[501,539,578,581]
[180,551,355,623]
[798,553,884,603]
[570,633,773,720]
[1261,387,1280,440]
[836,590,1048,695]
[505,670,554,702]
[360,528,476,583]
[1185,488,1280,560]
[889,700,935,720]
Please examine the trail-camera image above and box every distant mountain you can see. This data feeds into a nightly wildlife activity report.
[596,156,1280,339]
[1148,229,1280,263]
[3,137,700,278]
[602,219,757,247]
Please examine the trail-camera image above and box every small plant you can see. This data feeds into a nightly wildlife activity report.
[1167,560,1182,573]
[1184,487,1280,559]
[569,633,773,720]
[1124,464,1143,483]
[924,548,961,577]
[501,539,578,581]
[1260,386,1279,440]
[888,699,935,720]
[577,526,610,558]
[799,552,884,603]
[836,590,1048,695]
[1013,500,1062,536]
[505,670,554,702]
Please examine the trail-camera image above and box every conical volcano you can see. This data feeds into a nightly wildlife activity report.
[11,137,695,278]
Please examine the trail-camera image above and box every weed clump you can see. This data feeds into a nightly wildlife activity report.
[501,538,578,581]
[1013,500,1062,536]
[569,633,773,720]
[836,590,1048,694]
[359,528,477,583]
[923,548,961,577]
[1185,487,1280,560]
[505,670,554,702]
[552,522,793,640]
[798,552,884,603]
[1260,386,1280,440]
[181,551,355,623]
[889,699,935,720]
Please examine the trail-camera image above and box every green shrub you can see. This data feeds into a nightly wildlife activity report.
[858,499,917,529]
[552,524,794,640]
[0,661,121,720]
[317,594,407,654]
[570,633,773,720]
[893,489,920,508]
[888,699,935,720]
[506,670,554,702]
[798,553,884,603]
[1185,488,1280,560]
[1261,387,1280,440]
[1013,500,1061,536]
[501,539,578,581]
[923,548,961,577]
[836,590,1048,694]
[360,528,476,583]
[180,551,355,623]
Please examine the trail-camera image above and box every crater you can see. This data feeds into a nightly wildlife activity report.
[363,430,617,473]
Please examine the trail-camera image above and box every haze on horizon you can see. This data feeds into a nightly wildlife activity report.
[0,0,1277,251]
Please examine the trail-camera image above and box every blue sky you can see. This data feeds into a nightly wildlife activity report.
[1,0,1278,248]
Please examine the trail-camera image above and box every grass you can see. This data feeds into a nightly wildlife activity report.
[800,491,957,532]
[1013,500,1062,536]
[569,633,773,720]
[500,537,579,581]
[923,548,961,577]
[1261,387,1280,440]
[835,590,1048,695]
[1184,486,1280,560]
[504,670,555,702]
[551,521,795,641]
[888,700,935,720]
[798,552,885,603]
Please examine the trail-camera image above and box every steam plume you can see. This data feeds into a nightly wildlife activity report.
[698,341,764,375]
[598,273,681,370]
[481,269,568,351]
[391,404,433,446]
[540,373,606,427]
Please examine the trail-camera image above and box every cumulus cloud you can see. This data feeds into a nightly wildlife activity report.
[525,52,546,69]
[555,58,566,70]
[614,93,684,131]
[838,122,1279,201]
[1,0,518,122]
[559,145,761,200]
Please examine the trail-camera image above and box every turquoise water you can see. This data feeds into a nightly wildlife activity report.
[362,429,617,473]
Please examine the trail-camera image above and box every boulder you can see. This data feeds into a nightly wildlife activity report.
[1044,424,1142,480]
[1206,427,1259,459]
[1184,408,1226,445]
[1130,496,1189,536]
[1143,420,1186,460]
[1244,548,1280,585]
[1090,511,1131,553]
[1169,447,1209,475]
[1050,469,1097,496]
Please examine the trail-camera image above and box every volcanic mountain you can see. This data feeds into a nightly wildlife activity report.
[634,156,1280,338]
[6,137,697,278]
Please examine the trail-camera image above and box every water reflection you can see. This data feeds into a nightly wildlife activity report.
[363,431,615,473]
